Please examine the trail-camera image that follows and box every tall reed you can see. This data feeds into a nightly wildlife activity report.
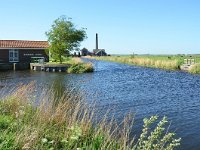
[0,83,180,149]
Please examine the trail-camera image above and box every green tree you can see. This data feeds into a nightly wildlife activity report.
[46,16,87,63]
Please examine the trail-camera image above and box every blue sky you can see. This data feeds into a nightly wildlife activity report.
[1,0,200,54]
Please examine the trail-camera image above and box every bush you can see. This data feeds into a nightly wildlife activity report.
[68,62,94,73]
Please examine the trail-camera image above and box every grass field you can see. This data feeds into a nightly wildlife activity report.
[113,54,200,61]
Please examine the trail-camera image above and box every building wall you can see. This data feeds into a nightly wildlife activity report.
[19,49,49,62]
[0,49,9,63]
[0,49,49,63]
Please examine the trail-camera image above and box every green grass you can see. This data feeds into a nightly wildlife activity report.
[0,83,181,149]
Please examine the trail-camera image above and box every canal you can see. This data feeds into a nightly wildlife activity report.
[0,59,200,150]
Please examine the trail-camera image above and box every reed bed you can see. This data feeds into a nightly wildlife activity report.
[94,56,180,70]
[0,83,180,149]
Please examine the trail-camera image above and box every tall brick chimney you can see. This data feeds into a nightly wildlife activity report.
[96,33,98,50]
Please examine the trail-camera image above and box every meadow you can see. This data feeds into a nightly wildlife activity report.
[0,83,180,150]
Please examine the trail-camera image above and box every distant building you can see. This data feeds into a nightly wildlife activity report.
[93,49,107,56]
[92,33,107,56]
[81,33,108,56]
[81,48,91,56]
[81,48,107,56]
[0,40,49,63]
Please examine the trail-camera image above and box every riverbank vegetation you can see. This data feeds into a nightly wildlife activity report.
[91,54,200,71]
[67,58,93,73]
[68,62,93,73]
[0,83,180,149]
[93,56,180,70]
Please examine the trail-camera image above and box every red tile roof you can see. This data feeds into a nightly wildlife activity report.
[0,40,49,48]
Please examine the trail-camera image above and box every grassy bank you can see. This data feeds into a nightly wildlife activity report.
[0,83,180,149]
[67,58,94,73]
[92,56,181,70]
[49,57,94,73]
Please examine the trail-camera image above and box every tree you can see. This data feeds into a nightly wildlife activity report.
[46,16,87,63]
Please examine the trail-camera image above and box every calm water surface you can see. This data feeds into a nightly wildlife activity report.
[0,59,200,150]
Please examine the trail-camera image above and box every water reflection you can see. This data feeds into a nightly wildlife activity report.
[50,75,66,100]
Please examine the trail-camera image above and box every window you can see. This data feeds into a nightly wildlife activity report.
[9,49,19,62]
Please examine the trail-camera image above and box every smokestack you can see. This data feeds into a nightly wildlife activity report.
[96,33,98,49]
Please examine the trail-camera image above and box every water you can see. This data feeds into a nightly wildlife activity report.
[1,59,200,149]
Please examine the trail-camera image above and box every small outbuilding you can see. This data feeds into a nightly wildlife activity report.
[81,48,93,56]
[0,40,49,63]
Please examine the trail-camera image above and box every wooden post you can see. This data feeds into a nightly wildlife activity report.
[13,63,16,71]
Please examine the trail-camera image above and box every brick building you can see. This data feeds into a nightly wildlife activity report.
[0,40,49,63]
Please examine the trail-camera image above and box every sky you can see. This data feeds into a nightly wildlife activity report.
[0,0,200,54]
